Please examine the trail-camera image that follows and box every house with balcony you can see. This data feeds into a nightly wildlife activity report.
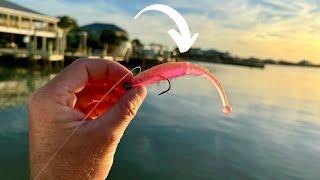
[0,0,64,61]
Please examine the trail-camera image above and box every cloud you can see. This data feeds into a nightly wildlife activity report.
[11,0,320,62]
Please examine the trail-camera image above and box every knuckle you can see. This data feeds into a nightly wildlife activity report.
[128,98,139,114]
[28,89,42,108]
[27,88,47,120]
[72,58,87,66]
[122,100,137,118]
[68,58,88,70]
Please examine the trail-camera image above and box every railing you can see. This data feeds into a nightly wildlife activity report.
[0,14,58,34]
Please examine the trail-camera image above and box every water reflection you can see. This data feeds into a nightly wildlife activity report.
[0,66,56,109]
[0,65,58,179]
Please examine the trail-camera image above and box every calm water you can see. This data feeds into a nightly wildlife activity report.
[0,62,319,179]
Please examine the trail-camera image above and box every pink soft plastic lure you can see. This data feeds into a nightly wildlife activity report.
[125,62,232,115]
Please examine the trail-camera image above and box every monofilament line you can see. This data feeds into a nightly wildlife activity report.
[34,66,141,180]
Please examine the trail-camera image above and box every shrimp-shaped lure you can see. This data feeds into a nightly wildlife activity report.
[124,62,232,115]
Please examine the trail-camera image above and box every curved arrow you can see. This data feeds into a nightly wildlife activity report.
[134,4,199,53]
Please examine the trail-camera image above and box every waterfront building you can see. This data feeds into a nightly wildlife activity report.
[79,23,132,62]
[0,0,64,61]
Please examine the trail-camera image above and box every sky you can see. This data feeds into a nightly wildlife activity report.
[12,0,320,63]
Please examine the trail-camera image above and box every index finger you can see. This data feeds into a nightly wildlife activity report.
[50,58,133,93]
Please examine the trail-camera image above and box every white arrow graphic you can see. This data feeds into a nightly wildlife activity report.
[134,4,199,53]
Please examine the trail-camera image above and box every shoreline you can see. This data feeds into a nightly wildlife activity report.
[0,55,318,73]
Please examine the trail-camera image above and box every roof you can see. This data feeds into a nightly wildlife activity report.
[80,23,126,34]
[0,0,42,15]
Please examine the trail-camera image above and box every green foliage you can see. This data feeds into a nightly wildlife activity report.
[87,33,100,49]
[66,33,81,50]
[57,16,79,31]
[132,39,143,47]
[57,16,82,50]
[99,29,128,46]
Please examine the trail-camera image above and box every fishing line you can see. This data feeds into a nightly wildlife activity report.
[34,66,142,180]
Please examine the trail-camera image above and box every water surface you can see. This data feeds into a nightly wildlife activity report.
[0,63,319,179]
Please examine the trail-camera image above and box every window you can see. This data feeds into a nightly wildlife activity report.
[0,14,7,26]
[21,18,31,29]
[10,16,18,27]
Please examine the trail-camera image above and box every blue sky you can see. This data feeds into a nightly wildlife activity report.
[12,0,320,62]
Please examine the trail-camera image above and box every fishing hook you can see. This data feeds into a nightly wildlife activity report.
[157,78,171,96]
[123,77,171,96]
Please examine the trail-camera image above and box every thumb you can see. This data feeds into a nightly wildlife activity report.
[89,86,147,142]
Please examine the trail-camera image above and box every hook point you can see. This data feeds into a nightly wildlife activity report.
[157,78,171,96]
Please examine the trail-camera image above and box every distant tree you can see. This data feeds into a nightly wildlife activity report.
[57,16,80,51]
[99,29,128,55]
[298,60,311,66]
[264,59,276,64]
[99,29,115,54]
[130,39,144,58]
[131,39,143,47]
[57,15,79,31]
[100,29,117,45]
[100,29,128,46]
[131,39,144,52]
[87,33,100,50]
[66,33,81,51]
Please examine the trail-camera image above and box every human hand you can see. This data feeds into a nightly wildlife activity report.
[28,59,147,179]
